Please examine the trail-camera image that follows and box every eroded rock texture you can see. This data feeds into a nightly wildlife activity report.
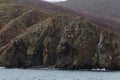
[0,0,120,70]
[0,15,73,68]
[93,30,120,70]
[0,9,52,48]
[55,18,100,69]
[0,14,119,70]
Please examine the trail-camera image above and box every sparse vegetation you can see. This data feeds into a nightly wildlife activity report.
[0,0,119,70]
[0,2,30,29]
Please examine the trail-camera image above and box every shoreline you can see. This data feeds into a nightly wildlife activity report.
[2,66,120,72]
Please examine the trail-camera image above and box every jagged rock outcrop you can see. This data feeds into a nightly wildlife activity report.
[92,30,120,70]
[54,18,100,69]
[0,15,73,68]
[0,14,119,69]
[0,0,120,70]
[0,9,52,48]
[42,15,73,66]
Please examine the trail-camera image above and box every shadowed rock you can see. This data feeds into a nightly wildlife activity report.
[93,30,120,70]
[55,17,100,69]
[0,14,119,70]
[0,0,120,70]
[0,15,73,68]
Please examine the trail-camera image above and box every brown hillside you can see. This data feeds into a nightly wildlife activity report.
[0,15,119,70]
[0,15,74,67]
[0,0,120,70]
[9,0,120,32]
[0,9,52,48]
[0,2,30,29]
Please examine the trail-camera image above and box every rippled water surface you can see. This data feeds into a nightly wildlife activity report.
[0,67,120,80]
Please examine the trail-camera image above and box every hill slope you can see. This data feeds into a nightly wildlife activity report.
[57,0,120,22]
[0,0,120,70]
[10,0,120,32]
[56,0,120,32]
[0,14,120,70]
[0,1,30,29]
[0,9,52,48]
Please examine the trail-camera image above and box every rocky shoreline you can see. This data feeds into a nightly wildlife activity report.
[0,0,120,70]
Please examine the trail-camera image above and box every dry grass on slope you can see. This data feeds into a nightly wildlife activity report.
[0,9,52,48]
[0,2,30,29]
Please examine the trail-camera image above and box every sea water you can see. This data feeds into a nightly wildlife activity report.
[0,67,120,80]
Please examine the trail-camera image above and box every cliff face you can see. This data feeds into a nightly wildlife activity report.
[93,30,120,69]
[0,15,73,68]
[0,0,120,70]
[53,18,120,70]
[0,15,120,69]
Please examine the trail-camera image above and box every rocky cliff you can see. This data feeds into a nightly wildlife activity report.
[0,9,52,48]
[0,0,120,70]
